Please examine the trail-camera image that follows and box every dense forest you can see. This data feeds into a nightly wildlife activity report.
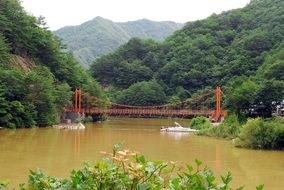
[0,0,283,129]
[54,17,183,67]
[91,0,284,115]
[0,0,105,128]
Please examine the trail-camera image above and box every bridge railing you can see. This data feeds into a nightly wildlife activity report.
[65,108,216,117]
[66,86,225,121]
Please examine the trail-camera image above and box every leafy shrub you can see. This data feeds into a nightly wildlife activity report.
[1,145,261,190]
[81,116,94,123]
[189,116,211,130]
[199,123,229,138]
[223,113,242,137]
[199,114,242,139]
[0,180,8,190]
[234,117,284,149]
[273,121,284,149]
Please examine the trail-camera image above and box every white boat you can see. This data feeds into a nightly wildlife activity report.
[53,122,86,130]
[160,126,199,132]
[161,122,199,133]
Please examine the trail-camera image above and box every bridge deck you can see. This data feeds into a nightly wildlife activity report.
[65,108,215,117]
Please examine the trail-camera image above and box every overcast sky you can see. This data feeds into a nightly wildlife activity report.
[22,0,250,30]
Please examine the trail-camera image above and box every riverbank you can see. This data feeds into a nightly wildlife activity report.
[192,115,284,150]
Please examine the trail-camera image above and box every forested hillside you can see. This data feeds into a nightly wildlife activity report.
[91,0,284,113]
[54,17,183,67]
[0,0,104,128]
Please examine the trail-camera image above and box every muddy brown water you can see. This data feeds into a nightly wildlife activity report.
[0,118,283,189]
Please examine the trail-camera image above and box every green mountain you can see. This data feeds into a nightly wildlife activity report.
[91,0,284,111]
[54,17,183,67]
[0,0,104,128]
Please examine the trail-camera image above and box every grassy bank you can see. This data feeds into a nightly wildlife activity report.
[190,115,284,150]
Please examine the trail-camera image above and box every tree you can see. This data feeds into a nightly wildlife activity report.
[244,32,272,57]
[54,83,72,114]
[0,34,10,65]
[0,85,35,128]
[225,77,259,114]
[0,69,25,101]
[117,81,166,106]
[256,80,284,113]
[117,38,154,61]
[89,0,284,104]
[113,60,153,88]
[0,86,12,128]
[264,60,284,81]
[25,67,57,126]
[0,0,106,128]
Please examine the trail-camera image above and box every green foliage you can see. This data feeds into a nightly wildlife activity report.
[54,83,72,114]
[264,60,284,80]
[90,0,284,109]
[199,124,230,139]
[254,47,284,114]
[25,67,58,126]
[0,0,103,90]
[225,78,260,114]
[0,0,105,128]
[0,84,36,128]
[244,31,272,56]
[0,66,71,128]
[0,69,25,101]
[167,96,180,105]
[113,60,154,89]
[116,81,166,106]
[0,180,8,189]
[225,40,284,117]
[199,114,284,150]
[54,17,183,67]
[92,39,157,89]
[234,117,284,149]
[260,44,284,81]
[199,114,242,139]
[0,87,11,128]
[81,116,94,123]
[255,80,284,113]
[189,116,211,130]
[10,147,255,190]
[256,184,264,190]
[0,34,10,65]
[223,113,243,136]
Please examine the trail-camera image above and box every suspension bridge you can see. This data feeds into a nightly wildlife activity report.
[64,86,226,122]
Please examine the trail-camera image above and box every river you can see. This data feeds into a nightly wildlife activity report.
[0,118,283,189]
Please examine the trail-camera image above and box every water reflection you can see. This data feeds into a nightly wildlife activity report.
[160,132,191,140]
[0,118,283,190]
[74,131,81,160]
[215,145,221,171]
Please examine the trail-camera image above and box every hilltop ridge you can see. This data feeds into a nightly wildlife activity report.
[54,17,183,67]
[90,0,284,111]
